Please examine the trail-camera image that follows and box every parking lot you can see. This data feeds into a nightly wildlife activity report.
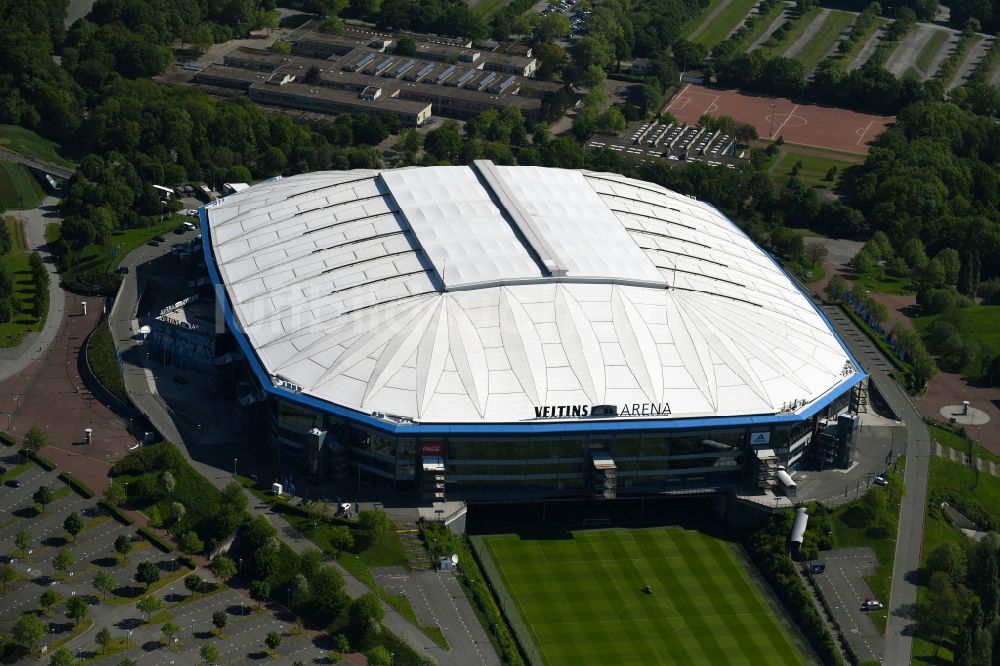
[539,0,590,37]
[0,459,337,664]
[586,118,744,168]
[809,547,884,662]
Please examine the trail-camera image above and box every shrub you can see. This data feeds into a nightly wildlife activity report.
[32,453,57,471]
[0,431,15,446]
[99,500,135,525]
[58,472,95,498]
[138,527,173,553]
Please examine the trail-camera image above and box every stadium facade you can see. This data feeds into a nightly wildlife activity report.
[200,162,865,502]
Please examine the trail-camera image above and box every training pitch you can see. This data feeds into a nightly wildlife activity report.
[665,83,894,155]
[477,527,811,666]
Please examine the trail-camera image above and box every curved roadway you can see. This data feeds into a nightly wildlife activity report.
[818,304,930,665]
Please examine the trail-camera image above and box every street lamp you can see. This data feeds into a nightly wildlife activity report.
[233,458,238,478]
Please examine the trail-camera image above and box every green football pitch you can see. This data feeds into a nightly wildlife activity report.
[477,527,812,666]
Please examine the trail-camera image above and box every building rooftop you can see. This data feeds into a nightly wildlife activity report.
[204,164,859,426]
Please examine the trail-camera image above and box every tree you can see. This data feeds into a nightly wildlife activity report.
[348,593,384,648]
[212,610,228,635]
[291,573,310,605]
[13,612,45,650]
[94,571,116,600]
[161,471,176,495]
[928,542,967,584]
[137,595,164,621]
[119,659,137,666]
[104,481,126,506]
[210,556,237,582]
[200,643,219,665]
[162,621,179,644]
[15,529,31,552]
[423,121,463,162]
[171,502,186,523]
[67,594,89,625]
[21,425,47,456]
[53,548,74,574]
[367,645,392,666]
[0,563,15,590]
[115,534,133,563]
[804,243,829,267]
[265,630,282,652]
[395,36,416,55]
[329,525,354,554]
[179,530,204,554]
[96,627,112,654]
[40,588,58,611]
[33,485,54,513]
[49,648,74,666]
[250,580,270,608]
[184,573,204,596]
[136,561,160,590]
[63,512,84,542]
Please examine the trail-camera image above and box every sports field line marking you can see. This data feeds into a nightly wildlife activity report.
[855,119,876,145]
[487,540,552,665]
[772,103,800,139]
[532,610,769,627]
[665,83,692,114]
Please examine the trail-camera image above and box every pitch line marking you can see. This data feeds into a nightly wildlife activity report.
[772,103,800,139]
[855,119,876,145]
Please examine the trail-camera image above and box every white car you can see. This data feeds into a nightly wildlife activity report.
[863,598,884,610]
[874,475,888,486]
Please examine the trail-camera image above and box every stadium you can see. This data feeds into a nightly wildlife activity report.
[199,161,865,502]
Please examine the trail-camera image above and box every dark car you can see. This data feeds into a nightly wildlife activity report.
[147,240,160,247]
[153,235,166,242]
[0,465,6,474]
[174,226,187,234]
[116,266,129,274]
[6,479,21,488]
[809,563,826,574]
[173,375,188,385]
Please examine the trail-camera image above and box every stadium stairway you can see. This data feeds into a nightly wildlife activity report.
[395,518,435,569]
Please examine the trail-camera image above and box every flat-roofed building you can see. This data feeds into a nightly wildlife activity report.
[248,81,432,125]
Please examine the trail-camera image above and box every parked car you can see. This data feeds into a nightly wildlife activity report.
[873,475,888,486]
[153,235,166,242]
[116,266,129,274]
[809,563,826,574]
[863,598,884,610]
[147,240,160,247]
[6,479,21,488]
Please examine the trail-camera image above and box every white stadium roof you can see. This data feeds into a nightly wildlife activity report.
[205,162,857,426]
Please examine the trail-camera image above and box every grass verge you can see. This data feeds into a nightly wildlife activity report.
[735,1,785,51]
[0,161,45,210]
[0,124,74,168]
[836,18,887,66]
[771,7,821,54]
[693,0,760,47]
[794,10,855,72]
[913,29,950,75]
[85,321,126,403]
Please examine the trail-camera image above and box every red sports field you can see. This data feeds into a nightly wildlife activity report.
[665,84,895,155]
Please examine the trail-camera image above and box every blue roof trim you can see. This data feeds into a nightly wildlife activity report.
[201,184,862,438]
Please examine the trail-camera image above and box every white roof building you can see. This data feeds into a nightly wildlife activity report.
[203,162,858,427]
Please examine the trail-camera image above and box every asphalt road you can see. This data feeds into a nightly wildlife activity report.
[818,304,931,665]
[0,147,73,180]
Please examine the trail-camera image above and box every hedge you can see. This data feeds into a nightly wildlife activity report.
[138,526,173,552]
[31,453,57,471]
[58,472,95,498]
[0,431,15,446]
[99,500,135,526]
[177,554,196,570]
[745,514,845,666]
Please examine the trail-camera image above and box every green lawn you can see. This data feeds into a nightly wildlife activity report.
[912,304,1000,376]
[87,320,126,402]
[912,29,950,76]
[682,0,728,39]
[0,124,74,168]
[692,0,760,48]
[770,149,861,188]
[51,216,181,276]
[771,7,821,53]
[836,18,888,66]
[850,272,914,295]
[914,452,1000,661]
[478,527,811,666]
[0,160,45,210]
[927,422,1000,465]
[793,10,855,72]
[735,1,785,52]
[471,0,513,18]
[0,221,47,348]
